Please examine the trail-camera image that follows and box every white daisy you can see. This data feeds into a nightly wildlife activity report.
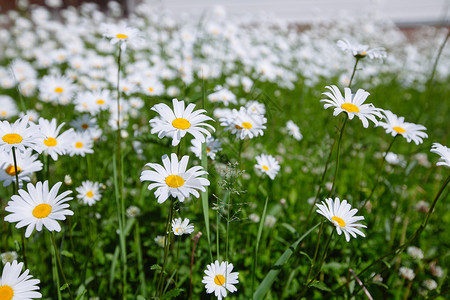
[0,116,44,154]
[74,90,111,115]
[337,39,387,59]
[101,22,143,51]
[67,132,94,157]
[38,75,75,105]
[75,180,102,206]
[1,252,18,265]
[378,110,427,145]
[315,197,367,242]
[0,95,18,119]
[150,98,215,146]
[0,260,42,299]
[320,85,382,128]
[140,153,210,203]
[38,118,74,161]
[171,217,194,235]
[0,149,43,187]
[255,154,280,180]
[220,106,266,139]
[245,101,266,115]
[202,260,239,300]
[430,143,450,168]
[207,88,237,106]
[70,115,98,132]
[4,181,73,238]
[286,120,302,141]
[190,137,222,160]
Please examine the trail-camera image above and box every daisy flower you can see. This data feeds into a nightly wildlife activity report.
[378,110,427,145]
[0,116,44,153]
[172,217,194,235]
[320,85,382,128]
[337,39,387,59]
[0,260,42,299]
[75,180,102,206]
[286,120,302,141]
[245,100,266,115]
[1,252,18,265]
[38,75,75,105]
[74,90,111,115]
[70,115,98,132]
[430,143,450,168]
[0,149,43,187]
[220,107,266,139]
[202,260,239,300]
[150,98,215,146]
[190,137,222,160]
[315,197,366,242]
[101,22,143,51]
[140,153,210,203]
[0,95,18,119]
[38,118,74,161]
[207,88,237,106]
[4,181,73,238]
[67,132,94,157]
[255,154,280,180]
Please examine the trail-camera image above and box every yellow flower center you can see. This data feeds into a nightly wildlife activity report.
[235,125,243,130]
[32,203,52,219]
[1,111,7,116]
[5,165,21,176]
[172,118,191,130]
[214,274,225,286]
[262,165,269,171]
[393,126,406,134]
[242,122,252,129]
[75,142,83,148]
[54,87,64,93]
[96,99,105,105]
[165,175,185,188]
[206,147,211,153]
[2,133,23,144]
[0,285,14,300]
[148,87,154,92]
[44,137,57,147]
[81,123,89,129]
[341,103,359,113]
[176,228,180,233]
[86,191,94,198]
[116,34,128,39]
[332,216,346,227]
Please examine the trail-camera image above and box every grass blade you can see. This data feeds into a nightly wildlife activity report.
[253,222,320,300]
[252,196,269,296]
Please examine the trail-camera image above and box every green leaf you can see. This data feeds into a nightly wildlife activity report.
[60,283,69,291]
[201,140,213,261]
[61,250,73,258]
[136,296,146,300]
[162,288,182,299]
[253,222,320,300]
[151,264,162,271]
[310,281,332,292]
[299,251,313,264]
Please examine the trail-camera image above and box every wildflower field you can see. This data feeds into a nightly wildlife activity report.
[0,1,449,299]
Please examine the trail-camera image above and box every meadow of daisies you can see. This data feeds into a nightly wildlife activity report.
[0,1,449,299]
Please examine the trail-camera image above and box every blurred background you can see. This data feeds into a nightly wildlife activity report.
[1,0,449,27]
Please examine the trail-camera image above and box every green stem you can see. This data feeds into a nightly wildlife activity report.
[50,232,73,299]
[216,193,221,261]
[135,221,147,297]
[348,57,360,89]
[157,199,174,297]
[304,124,339,225]
[360,135,398,210]
[175,237,180,286]
[304,219,325,284]
[328,114,348,197]
[50,232,62,300]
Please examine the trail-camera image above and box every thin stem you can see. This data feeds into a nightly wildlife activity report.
[361,135,398,210]
[304,219,325,283]
[175,237,180,286]
[328,114,348,197]
[216,194,221,261]
[304,124,339,225]
[11,148,20,194]
[50,232,62,300]
[189,232,202,300]
[348,57,360,89]
[225,191,231,263]
[50,232,73,299]
[157,199,174,297]
[135,221,147,298]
